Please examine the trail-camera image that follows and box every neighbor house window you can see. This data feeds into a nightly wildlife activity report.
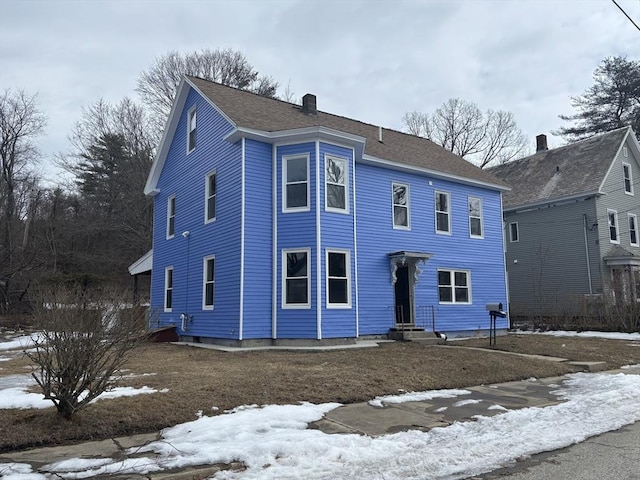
[438,269,471,304]
[629,214,639,247]
[608,209,619,243]
[509,222,519,243]
[187,107,196,153]
[164,267,173,312]
[623,146,628,157]
[326,250,350,307]
[203,255,215,309]
[283,249,310,307]
[325,155,348,212]
[283,155,309,211]
[167,195,176,239]
[205,171,216,222]
[435,191,451,234]
[623,163,633,195]
[468,196,483,238]
[392,182,410,229]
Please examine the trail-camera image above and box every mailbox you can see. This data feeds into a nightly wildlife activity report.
[486,303,507,317]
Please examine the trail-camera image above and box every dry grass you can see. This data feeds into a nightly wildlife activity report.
[1,333,639,453]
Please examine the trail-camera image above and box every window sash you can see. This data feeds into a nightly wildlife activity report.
[327,251,350,306]
[284,156,309,211]
[623,163,633,194]
[188,108,196,152]
[167,196,175,238]
[630,214,639,246]
[326,156,347,211]
[203,257,215,308]
[509,222,519,242]
[392,183,409,228]
[468,197,483,237]
[284,250,310,306]
[206,173,216,222]
[435,191,450,233]
[438,270,470,304]
[608,210,619,243]
[165,268,173,311]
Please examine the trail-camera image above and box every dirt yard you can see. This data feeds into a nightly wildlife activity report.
[1,333,639,452]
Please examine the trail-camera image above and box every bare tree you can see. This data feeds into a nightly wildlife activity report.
[25,286,149,419]
[402,99,528,168]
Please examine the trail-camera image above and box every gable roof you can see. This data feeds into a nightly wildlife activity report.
[489,127,634,210]
[145,75,508,194]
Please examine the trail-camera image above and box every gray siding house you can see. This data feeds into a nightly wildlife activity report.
[490,127,640,318]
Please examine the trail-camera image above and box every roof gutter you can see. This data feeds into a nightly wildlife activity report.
[504,190,601,213]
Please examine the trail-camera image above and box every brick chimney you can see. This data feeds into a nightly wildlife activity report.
[302,94,317,114]
[536,134,548,152]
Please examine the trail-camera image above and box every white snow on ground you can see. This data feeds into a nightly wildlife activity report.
[453,398,483,407]
[369,388,470,407]
[12,372,637,480]
[621,364,640,369]
[0,335,34,351]
[517,330,640,341]
[487,404,508,411]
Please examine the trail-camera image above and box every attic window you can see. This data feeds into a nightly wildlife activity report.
[623,163,633,195]
[187,107,196,153]
[608,210,619,244]
[623,146,628,157]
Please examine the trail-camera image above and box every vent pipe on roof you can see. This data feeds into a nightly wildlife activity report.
[302,94,317,114]
[536,134,548,152]
[378,126,383,143]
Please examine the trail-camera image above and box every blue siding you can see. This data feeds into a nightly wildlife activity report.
[150,89,242,339]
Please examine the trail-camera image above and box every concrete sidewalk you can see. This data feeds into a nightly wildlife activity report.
[1,366,638,479]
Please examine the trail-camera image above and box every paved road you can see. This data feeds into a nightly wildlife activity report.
[477,421,640,480]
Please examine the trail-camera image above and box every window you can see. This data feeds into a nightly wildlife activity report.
[203,256,215,309]
[392,182,410,229]
[438,269,471,304]
[166,195,176,239]
[623,163,634,195]
[325,155,348,212]
[435,191,451,234]
[468,196,483,238]
[608,209,619,243]
[283,249,310,307]
[623,146,628,157]
[630,214,639,247]
[283,155,309,211]
[509,222,519,243]
[164,267,173,312]
[326,250,350,307]
[187,107,196,153]
[205,172,216,222]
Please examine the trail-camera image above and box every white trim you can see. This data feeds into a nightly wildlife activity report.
[282,248,312,309]
[435,190,451,235]
[164,266,174,312]
[326,249,352,309]
[392,182,410,230]
[186,106,197,154]
[468,196,484,239]
[204,170,217,224]
[272,143,278,339]
[166,195,176,239]
[629,213,639,247]
[316,141,322,339]
[352,148,359,336]
[437,268,472,305]
[509,222,519,243]
[500,194,510,328]
[282,153,311,212]
[239,138,246,340]
[608,209,620,244]
[202,255,215,310]
[597,127,634,194]
[324,154,349,214]
[506,191,600,213]
[622,162,634,196]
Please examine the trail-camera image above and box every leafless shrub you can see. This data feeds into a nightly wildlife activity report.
[25,286,149,419]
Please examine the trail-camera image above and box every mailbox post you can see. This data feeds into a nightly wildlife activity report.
[486,303,507,345]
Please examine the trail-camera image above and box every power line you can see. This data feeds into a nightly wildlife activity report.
[611,0,640,32]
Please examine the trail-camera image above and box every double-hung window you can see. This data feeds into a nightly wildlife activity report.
[623,163,634,195]
[392,182,410,229]
[468,196,483,238]
[205,171,216,223]
[283,155,309,211]
[325,155,348,212]
[435,191,451,234]
[203,256,215,309]
[608,209,619,243]
[509,222,519,242]
[187,107,196,153]
[283,249,310,307]
[438,269,471,304]
[629,214,639,247]
[326,250,350,307]
[167,195,176,239]
[164,267,173,312]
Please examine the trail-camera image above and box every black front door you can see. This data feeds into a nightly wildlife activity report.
[394,265,412,325]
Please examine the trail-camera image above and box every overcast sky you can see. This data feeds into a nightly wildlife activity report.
[1,0,638,183]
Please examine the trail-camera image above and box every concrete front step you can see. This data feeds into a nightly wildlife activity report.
[388,329,443,343]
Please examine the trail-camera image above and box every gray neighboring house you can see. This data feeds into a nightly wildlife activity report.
[489,127,640,318]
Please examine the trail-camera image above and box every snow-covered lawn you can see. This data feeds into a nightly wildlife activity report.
[517,330,640,341]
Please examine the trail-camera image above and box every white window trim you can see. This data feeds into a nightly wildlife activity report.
[187,106,196,154]
[622,162,634,196]
[468,196,484,239]
[164,266,174,312]
[283,154,311,213]
[438,269,472,305]
[629,213,639,247]
[166,195,176,239]
[326,249,351,309]
[435,190,451,235]
[282,248,311,309]
[392,182,410,230]
[509,222,519,243]
[608,209,620,244]
[204,170,217,224]
[202,255,215,310]
[324,155,349,214]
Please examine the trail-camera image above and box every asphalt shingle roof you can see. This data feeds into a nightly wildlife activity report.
[489,127,630,209]
[187,76,508,189]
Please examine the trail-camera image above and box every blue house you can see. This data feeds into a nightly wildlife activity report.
[140,76,510,345]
